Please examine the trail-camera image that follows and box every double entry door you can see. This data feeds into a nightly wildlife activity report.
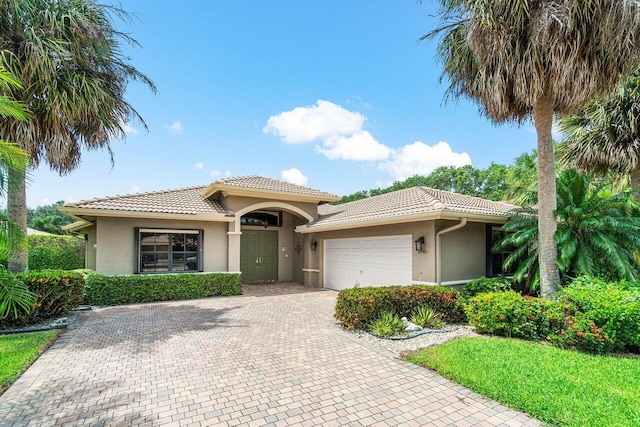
[240,230,278,282]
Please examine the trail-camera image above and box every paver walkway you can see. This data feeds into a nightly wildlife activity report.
[0,284,542,426]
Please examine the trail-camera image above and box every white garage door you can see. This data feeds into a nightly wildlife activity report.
[323,235,412,291]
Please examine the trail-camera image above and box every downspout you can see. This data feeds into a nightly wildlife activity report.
[436,218,468,285]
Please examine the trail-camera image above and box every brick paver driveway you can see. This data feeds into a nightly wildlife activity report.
[0,284,542,426]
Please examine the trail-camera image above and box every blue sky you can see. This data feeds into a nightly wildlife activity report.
[28,0,539,207]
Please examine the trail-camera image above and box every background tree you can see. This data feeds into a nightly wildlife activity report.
[0,0,156,272]
[498,169,640,292]
[558,69,640,194]
[427,0,640,298]
[27,201,74,235]
[334,163,509,205]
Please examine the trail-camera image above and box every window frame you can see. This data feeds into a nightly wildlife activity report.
[240,210,283,228]
[134,227,204,274]
[485,224,515,278]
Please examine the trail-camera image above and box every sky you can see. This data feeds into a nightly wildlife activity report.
[27,0,542,208]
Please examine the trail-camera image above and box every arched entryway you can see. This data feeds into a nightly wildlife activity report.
[227,202,313,283]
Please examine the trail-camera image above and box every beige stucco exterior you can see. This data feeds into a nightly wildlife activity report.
[63,181,508,287]
[78,210,496,286]
[93,217,228,275]
[436,220,487,284]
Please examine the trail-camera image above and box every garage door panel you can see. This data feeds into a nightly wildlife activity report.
[323,235,412,291]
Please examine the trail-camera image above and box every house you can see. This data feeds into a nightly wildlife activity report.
[60,176,517,290]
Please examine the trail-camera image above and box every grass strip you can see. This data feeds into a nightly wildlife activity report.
[0,330,60,395]
[406,337,640,427]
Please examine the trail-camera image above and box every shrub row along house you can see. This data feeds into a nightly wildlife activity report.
[59,176,517,290]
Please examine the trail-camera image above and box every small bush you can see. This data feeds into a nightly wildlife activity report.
[84,272,242,306]
[547,311,619,354]
[28,235,85,270]
[0,270,85,328]
[558,276,640,352]
[368,312,406,338]
[461,276,512,300]
[334,285,465,330]
[465,291,565,341]
[411,306,445,329]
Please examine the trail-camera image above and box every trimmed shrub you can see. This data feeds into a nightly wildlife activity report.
[84,272,243,306]
[334,285,465,330]
[1,270,85,328]
[465,291,565,341]
[547,311,619,354]
[558,276,640,352]
[28,235,85,270]
[460,276,513,300]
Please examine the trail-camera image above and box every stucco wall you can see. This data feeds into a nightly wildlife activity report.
[438,220,486,283]
[95,217,228,275]
[84,225,97,271]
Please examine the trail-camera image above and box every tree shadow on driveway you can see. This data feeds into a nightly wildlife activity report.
[0,375,159,426]
[67,302,245,351]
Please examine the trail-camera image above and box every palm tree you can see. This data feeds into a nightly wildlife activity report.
[0,65,35,318]
[426,0,640,298]
[558,70,640,193]
[498,169,640,292]
[0,0,156,272]
[504,150,540,207]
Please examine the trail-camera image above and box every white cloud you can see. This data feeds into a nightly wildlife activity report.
[38,197,50,206]
[379,141,472,181]
[281,168,308,186]
[122,122,138,135]
[263,100,365,144]
[315,131,391,161]
[131,185,141,193]
[194,162,204,170]
[165,121,183,134]
[210,169,231,178]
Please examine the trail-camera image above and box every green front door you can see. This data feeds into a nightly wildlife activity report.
[240,230,278,282]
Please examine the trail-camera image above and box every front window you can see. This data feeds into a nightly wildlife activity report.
[486,225,515,277]
[135,228,203,273]
[240,210,282,227]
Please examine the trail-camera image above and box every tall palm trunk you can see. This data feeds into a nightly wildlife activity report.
[631,167,640,199]
[7,166,27,272]
[533,93,560,298]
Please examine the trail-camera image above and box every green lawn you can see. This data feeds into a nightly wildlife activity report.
[0,330,60,395]
[406,337,640,427]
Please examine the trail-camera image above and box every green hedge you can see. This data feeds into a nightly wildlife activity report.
[334,285,465,330]
[84,272,243,306]
[1,270,85,328]
[464,276,640,354]
[460,276,513,300]
[465,291,565,341]
[28,235,85,270]
[556,276,640,353]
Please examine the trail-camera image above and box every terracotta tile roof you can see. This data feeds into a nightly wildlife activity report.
[211,176,339,200]
[64,186,232,216]
[311,187,518,229]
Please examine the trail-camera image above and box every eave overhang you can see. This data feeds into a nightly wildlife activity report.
[295,210,509,234]
[201,184,340,204]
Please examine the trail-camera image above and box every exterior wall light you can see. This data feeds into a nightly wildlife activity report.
[310,241,318,251]
[414,236,425,253]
